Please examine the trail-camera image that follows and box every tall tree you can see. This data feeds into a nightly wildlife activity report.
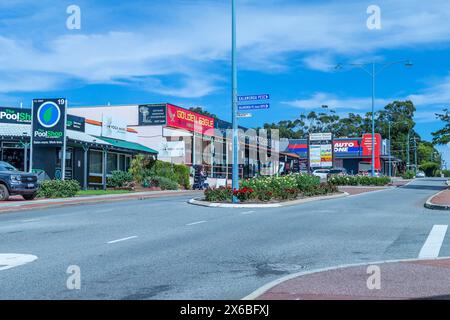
[432,109,450,145]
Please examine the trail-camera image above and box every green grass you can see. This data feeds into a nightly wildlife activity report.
[76,189,133,196]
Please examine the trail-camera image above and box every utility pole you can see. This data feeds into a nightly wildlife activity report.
[413,137,417,174]
[406,132,410,171]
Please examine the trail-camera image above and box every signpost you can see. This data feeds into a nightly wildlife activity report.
[308,133,333,169]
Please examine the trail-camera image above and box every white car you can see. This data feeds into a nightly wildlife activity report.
[416,171,426,178]
[312,169,330,180]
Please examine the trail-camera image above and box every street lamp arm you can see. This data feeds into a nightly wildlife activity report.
[375,60,413,76]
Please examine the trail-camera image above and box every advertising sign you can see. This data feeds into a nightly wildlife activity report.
[166,104,214,136]
[67,115,85,132]
[0,107,32,124]
[333,139,361,155]
[159,141,185,158]
[362,133,382,170]
[32,99,66,147]
[309,132,333,168]
[138,104,167,125]
[102,114,127,140]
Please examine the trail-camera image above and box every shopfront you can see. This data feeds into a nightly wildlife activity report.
[0,106,157,189]
[283,134,390,175]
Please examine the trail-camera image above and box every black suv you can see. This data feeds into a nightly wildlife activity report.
[0,161,39,201]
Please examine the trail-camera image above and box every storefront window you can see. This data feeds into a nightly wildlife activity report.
[119,154,126,171]
[89,150,103,174]
[107,153,118,174]
[125,156,131,171]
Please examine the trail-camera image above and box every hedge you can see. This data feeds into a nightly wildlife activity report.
[328,175,391,186]
[144,175,179,190]
[37,179,81,198]
[204,174,337,203]
[107,170,134,188]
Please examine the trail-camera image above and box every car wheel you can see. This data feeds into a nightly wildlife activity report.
[0,184,10,201]
[23,193,37,201]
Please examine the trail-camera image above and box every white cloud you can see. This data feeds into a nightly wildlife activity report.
[283,92,391,111]
[1,0,450,97]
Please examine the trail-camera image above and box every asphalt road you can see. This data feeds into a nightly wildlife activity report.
[0,178,449,300]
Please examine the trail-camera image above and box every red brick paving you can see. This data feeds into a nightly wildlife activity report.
[256,259,450,300]
[429,188,450,206]
[338,186,387,196]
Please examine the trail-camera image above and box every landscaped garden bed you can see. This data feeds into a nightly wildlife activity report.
[204,174,339,204]
[328,175,391,186]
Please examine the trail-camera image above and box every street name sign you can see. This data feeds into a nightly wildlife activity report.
[238,103,270,111]
[238,94,270,102]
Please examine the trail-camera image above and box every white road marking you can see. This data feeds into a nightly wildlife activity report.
[21,218,41,223]
[0,254,38,271]
[186,220,207,226]
[107,236,138,244]
[241,211,255,215]
[418,225,448,259]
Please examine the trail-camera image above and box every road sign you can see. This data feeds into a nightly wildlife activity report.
[238,94,270,102]
[237,112,252,118]
[238,103,270,111]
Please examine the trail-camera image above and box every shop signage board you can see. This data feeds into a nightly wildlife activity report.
[138,104,167,125]
[333,139,361,156]
[166,104,215,136]
[32,99,67,147]
[308,132,333,169]
[362,133,382,170]
[0,107,32,124]
[102,114,127,140]
[159,141,185,158]
[67,115,85,132]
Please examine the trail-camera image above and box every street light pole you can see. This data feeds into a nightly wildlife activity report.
[388,119,391,177]
[371,62,376,177]
[231,0,239,203]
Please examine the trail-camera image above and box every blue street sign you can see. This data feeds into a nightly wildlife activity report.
[238,94,270,102]
[238,103,270,110]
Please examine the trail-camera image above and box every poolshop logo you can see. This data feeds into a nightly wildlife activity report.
[0,108,31,123]
[37,102,61,128]
[34,129,63,139]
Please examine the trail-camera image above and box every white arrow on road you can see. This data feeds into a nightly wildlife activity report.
[0,254,38,271]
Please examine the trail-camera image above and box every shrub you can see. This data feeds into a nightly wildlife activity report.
[204,174,336,203]
[205,187,233,202]
[143,160,190,189]
[173,164,190,189]
[441,170,450,177]
[402,170,415,179]
[419,162,440,177]
[107,170,134,188]
[145,175,179,190]
[37,179,81,198]
[129,154,150,184]
[328,175,391,186]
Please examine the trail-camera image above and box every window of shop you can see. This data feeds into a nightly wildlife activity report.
[89,150,103,185]
[107,152,118,174]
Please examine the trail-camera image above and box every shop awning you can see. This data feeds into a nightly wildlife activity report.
[95,136,158,154]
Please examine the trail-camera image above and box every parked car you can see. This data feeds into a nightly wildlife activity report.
[416,171,426,178]
[364,169,382,177]
[312,169,330,180]
[0,161,39,201]
[328,168,348,177]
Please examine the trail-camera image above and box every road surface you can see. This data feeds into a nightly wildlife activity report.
[0,178,448,299]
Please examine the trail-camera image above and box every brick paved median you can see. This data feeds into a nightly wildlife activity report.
[428,189,450,206]
[254,259,450,300]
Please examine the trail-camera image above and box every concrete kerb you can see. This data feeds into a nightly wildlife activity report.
[188,192,350,208]
[242,256,450,300]
[424,189,450,211]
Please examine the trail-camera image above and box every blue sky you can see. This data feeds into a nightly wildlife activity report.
[1,0,450,161]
